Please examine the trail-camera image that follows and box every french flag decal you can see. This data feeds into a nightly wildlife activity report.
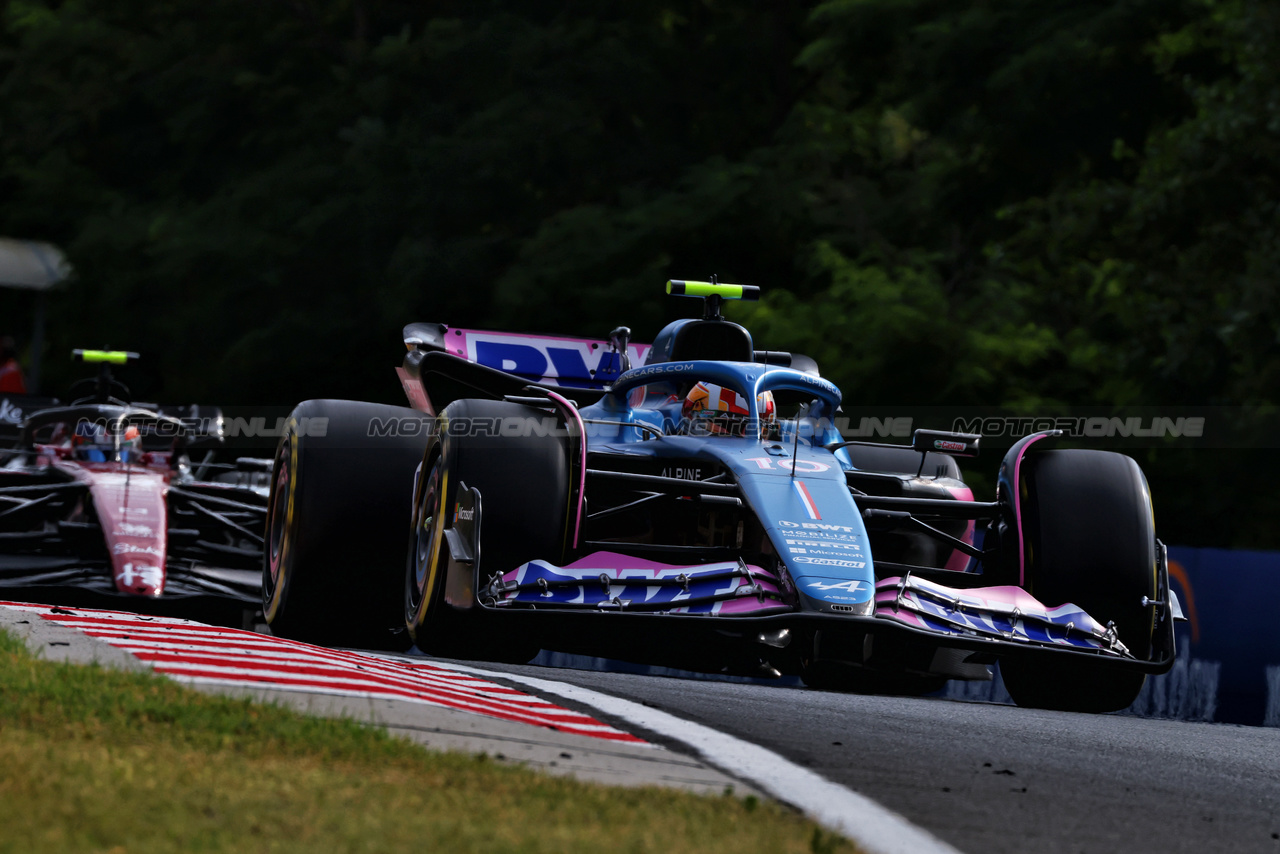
[793,480,822,520]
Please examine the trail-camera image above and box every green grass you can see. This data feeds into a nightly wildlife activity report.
[0,630,859,853]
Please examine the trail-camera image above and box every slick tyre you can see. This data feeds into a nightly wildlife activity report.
[263,399,428,649]
[1000,449,1157,713]
[406,398,571,662]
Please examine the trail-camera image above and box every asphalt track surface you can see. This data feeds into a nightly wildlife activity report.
[455,658,1280,854]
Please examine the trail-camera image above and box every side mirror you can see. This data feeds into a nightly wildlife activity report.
[912,429,980,458]
[609,326,632,374]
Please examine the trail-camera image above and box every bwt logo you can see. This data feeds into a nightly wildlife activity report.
[465,332,650,389]
[779,521,860,534]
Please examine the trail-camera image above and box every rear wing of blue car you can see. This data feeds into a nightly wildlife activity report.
[405,324,652,390]
[398,281,819,413]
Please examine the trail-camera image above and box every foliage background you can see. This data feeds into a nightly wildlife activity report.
[2,0,1278,545]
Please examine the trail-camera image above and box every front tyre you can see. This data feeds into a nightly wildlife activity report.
[1000,449,1157,713]
[405,398,572,662]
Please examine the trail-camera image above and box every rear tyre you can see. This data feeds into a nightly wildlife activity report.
[1000,449,1156,713]
[263,399,427,649]
[406,398,572,663]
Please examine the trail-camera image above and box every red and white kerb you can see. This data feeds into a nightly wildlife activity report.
[0,602,646,744]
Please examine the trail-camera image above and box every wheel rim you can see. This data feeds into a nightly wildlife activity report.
[263,434,296,620]
[409,457,447,625]
[267,444,291,586]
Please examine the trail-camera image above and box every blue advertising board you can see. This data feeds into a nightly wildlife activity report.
[949,546,1280,725]
[1164,546,1280,726]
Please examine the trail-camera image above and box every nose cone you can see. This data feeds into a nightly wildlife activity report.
[85,469,169,596]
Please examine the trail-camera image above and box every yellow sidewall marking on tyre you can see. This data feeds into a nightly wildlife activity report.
[426,468,448,618]
[412,425,448,631]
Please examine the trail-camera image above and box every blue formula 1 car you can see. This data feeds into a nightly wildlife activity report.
[263,281,1184,712]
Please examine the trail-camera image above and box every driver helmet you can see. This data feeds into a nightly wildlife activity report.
[119,425,142,462]
[682,382,776,438]
[71,423,142,462]
[72,423,112,462]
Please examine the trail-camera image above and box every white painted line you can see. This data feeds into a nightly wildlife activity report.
[450,663,962,854]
